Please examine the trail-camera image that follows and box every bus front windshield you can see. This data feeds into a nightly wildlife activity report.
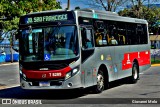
[20,26,79,62]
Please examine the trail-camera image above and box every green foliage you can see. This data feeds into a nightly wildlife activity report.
[0,0,62,31]
[118,6,160,34]
[151,57,160,64]
[1,17,19,31]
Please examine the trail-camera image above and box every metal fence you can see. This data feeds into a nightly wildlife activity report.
[151,49,160,56]
[151,49,160,63]
[0,30,19,63]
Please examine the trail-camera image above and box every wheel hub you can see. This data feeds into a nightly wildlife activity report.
[133,67,138,80]
[97,74,104,90]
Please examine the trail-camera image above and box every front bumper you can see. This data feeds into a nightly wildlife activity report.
[20,71,83,89]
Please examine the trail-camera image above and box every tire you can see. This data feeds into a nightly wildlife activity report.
[93,70,105,93]
[130,63,139,83]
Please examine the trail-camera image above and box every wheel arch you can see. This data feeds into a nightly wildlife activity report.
[98,64,109,87]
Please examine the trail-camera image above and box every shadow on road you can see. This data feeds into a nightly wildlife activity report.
[0,78,135,99]
[107,77,134,90]
[0,86,87,99]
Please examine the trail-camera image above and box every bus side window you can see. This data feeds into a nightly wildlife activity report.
[110,36,118,45]
[86,29,94,48]
[95,30,102,46]
[118,34,125,45]
[81,28,87,49]
[81,28,94,49]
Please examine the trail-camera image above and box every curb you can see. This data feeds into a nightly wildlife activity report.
[0,84,20,90]
[0,62,18,66]
[151,64,160,67]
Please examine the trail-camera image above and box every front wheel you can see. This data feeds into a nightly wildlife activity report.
[130,63,139,83]
[93,70,105,93]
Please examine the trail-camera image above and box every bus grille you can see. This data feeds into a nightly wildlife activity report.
[23,63,68,70]
[29,80,63,86]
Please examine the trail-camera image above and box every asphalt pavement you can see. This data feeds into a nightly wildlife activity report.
[0,63,160,106]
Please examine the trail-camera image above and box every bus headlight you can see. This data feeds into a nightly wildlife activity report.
[72,68,78,75]
[65,72,72,80]
[65,66,79,80]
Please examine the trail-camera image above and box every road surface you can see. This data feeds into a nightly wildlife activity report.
[0,63,160,105]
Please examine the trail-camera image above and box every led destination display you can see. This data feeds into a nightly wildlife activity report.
[27,14,68,23]
[20,12,74,24]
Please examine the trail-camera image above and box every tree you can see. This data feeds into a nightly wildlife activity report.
[125,0,160,18]
[0,0,62,31]
[78,0,128,12]
[118,5,160,34]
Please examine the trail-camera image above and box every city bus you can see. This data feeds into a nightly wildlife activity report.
[17,8,150,93]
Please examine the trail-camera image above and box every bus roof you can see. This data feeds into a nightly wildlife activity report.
[75,8,147,24]
[23,8,147,24]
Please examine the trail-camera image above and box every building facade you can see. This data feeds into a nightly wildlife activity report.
[150,35,160,49]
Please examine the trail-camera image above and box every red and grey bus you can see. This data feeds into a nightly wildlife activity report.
[18,8,150,93]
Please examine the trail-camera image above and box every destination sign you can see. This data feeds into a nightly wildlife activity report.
[20,12,75,24]
[27,14,68,23]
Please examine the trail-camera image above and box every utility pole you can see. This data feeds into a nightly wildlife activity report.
[67,0,70,10]
[148,0,150,9]
[10,31,13,63]
[137,0,141,18]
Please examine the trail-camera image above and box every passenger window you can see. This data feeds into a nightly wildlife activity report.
[81,28,94,49]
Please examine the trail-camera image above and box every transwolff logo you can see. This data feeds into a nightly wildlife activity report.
[39,68,49,70]
[42,74,46,78]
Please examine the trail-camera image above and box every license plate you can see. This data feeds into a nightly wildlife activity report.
[39,81,50,87]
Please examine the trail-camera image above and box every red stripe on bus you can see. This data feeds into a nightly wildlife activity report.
[122,50,150,70]
[22,66,72,79]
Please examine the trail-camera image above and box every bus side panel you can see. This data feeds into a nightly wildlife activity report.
[93,47,116,83]
[137,44,151,73]
[114,46,130,79]
[120,44,150,79]
[81,47,116,88]
[139,64,151,73]
[124,45,138,77]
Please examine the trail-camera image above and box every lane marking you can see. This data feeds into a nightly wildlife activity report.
[139,73,144,75]
[7,79,15,81]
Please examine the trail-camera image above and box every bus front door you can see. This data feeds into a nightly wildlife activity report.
[80,26,95,87]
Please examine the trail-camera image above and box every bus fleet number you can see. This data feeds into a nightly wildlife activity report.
[49,73,62,77]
